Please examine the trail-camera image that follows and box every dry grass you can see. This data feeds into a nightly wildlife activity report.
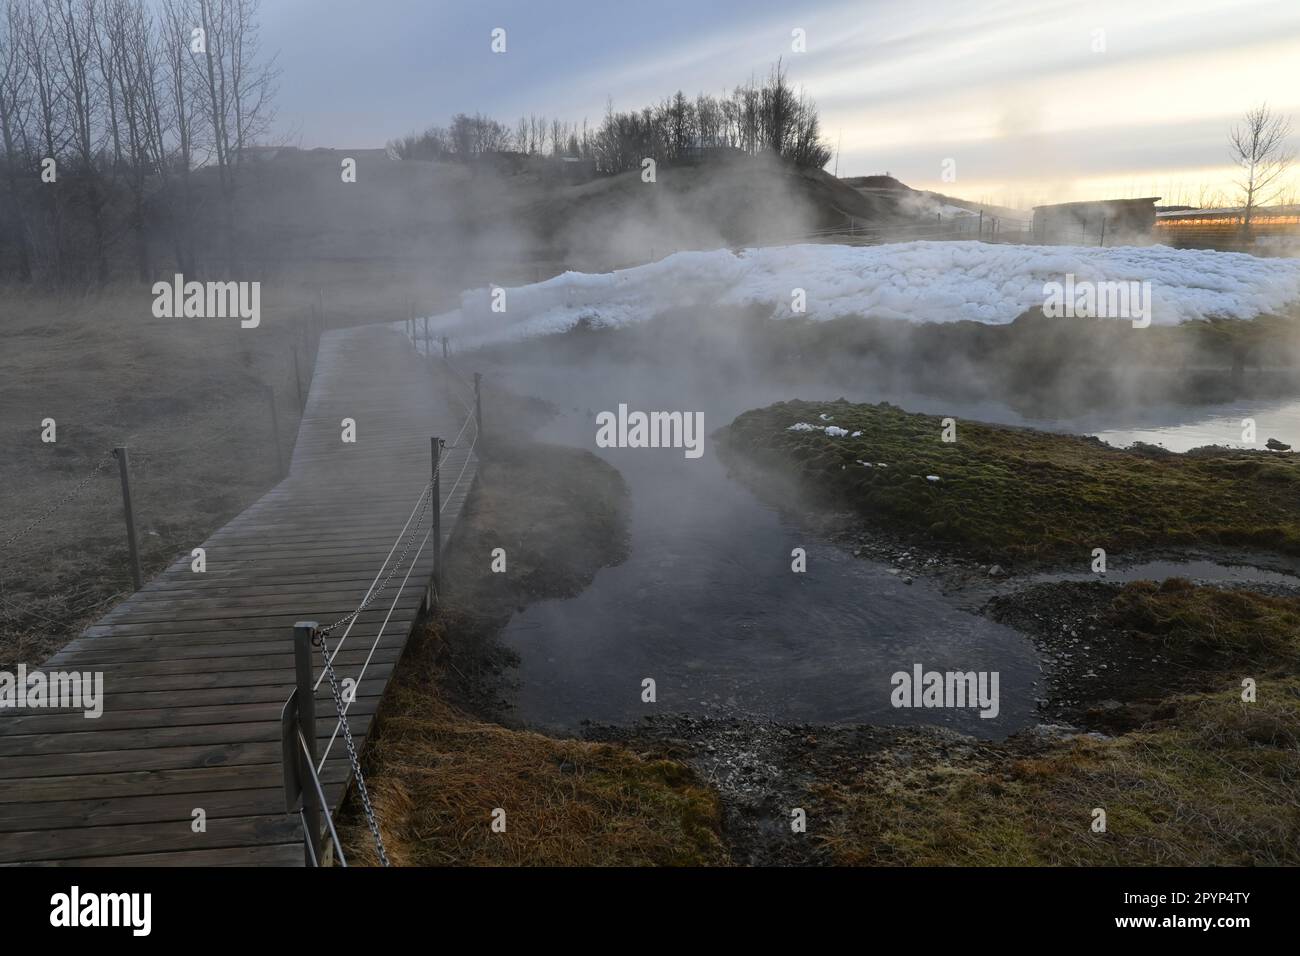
[0,275,440,668]
[1107,577,1300,662]
[341,680,727,867]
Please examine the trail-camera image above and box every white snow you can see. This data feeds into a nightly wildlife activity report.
[788,422,850,437]
[422,241,1300,348]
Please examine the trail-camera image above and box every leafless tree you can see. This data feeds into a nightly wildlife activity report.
[195,0,278,269]
[49,0,111,283]
[1229,104,1295,229]
[0,0,33,278]
[158,0,198,272]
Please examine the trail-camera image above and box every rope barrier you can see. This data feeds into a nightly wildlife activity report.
[290,335,481,867]
[0,454,114,555]
[315,405,480,770]
[295,348,479,865]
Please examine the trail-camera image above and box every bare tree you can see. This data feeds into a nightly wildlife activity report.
[20,0,70,279]
[107,0,162,278]
[0,0,277,282]
[1229,104,1295,229]
[158,0,198,272]
[194,0,278,270]
[0,0,33,278]
[49,0,110,283]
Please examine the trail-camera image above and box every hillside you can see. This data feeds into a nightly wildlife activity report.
[182,149,939,282]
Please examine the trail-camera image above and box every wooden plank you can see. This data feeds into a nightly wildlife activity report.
[1,735,366,779]
[0,761,351,804]
[0,814,305,864]
[22,843,308,867]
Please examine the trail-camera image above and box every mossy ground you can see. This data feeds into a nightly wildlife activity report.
[815,679,1300,865]
[813,581,1300,866]
[724,399,1300,563]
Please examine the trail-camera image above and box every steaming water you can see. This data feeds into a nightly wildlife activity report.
[1086,398,1300,452]
[459,351,1300,740]
[491,361,1041,739]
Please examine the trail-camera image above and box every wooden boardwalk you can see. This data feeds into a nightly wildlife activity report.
[0,323,477,865]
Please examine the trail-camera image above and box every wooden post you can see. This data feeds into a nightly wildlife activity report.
[293,346,305,413]
[441,336,448,361]
[293,622,322,866]
[112,447,143,591]
[1099,217,1107,247]
[473,372,483,446]
[431,437,443,603]
[977,210,983,238]
[266,385,285,479]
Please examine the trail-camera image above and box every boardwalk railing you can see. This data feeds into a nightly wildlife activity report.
[280,341,483,866]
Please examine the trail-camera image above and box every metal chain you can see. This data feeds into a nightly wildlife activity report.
[1,454,115,553]
[314,628,391,867]
[316,479,433,635]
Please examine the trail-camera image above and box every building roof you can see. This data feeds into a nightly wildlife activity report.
[1032,197,1161,211]
[1155,204,1300,219]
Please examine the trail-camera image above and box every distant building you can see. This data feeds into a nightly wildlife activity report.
[1032,197,1161,243]
[1154,204,1300,251]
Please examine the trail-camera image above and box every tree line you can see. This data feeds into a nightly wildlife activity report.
[389,60,832,173]
[0,0,279,286]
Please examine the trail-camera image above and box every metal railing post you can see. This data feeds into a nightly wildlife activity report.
[294,621,322,867]
[112,447,143,590]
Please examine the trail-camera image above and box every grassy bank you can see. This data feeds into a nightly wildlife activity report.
[815,579,1300,865]
[337,440,729,866]
[722,399,1300,564]
[817,679,1299,865]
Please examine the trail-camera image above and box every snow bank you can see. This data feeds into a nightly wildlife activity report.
[423,241,1300,348]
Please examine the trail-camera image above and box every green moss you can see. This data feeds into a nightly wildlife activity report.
[724,400,1300,562]
[1107,578,1300,663]
[817,679,1300,866]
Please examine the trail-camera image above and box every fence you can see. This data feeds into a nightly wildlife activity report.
[0,304,326,632]
[280,334,482,867]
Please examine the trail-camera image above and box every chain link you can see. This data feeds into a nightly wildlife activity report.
[314,627,390,867]
[1,454,115,554]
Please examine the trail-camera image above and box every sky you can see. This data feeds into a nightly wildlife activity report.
[260,0,1300,209]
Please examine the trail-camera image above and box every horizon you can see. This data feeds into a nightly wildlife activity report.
[261,0,1300,209]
